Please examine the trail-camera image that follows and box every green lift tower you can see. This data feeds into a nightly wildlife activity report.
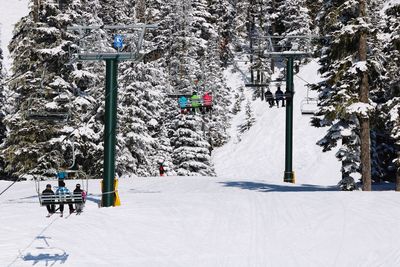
[245,35,312,183]
[68,24,158,207]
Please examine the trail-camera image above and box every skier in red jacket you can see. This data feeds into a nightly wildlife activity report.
[202,92,213,113]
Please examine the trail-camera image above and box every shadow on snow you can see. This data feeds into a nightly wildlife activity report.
[220,181,337,192]
[85,195,101,205]
[22,250,69,266]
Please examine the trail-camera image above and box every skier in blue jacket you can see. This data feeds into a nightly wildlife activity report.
[178,95,189,114]
[56,181,74,216]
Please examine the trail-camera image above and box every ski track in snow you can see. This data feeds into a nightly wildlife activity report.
[3,178,400,266]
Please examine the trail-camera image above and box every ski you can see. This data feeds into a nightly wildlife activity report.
[46,208,60,218]
[64,212,75,219]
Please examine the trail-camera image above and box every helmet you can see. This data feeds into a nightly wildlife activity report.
[46,184,51,188]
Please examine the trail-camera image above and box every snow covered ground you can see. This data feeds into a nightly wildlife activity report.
[2,176,400,267]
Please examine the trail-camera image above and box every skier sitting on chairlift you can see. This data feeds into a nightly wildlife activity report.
[202,92,213,113]
[42,184,55,216]
[178,95,189,114]
[190,91,201,114]
[265,89,274,108]
[275,87,285,107]
[56,181,74,216]
[73,184,86,213]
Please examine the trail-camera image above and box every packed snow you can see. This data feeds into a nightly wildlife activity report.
[2,174,400,266]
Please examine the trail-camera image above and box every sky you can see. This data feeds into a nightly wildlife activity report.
[0,0,29,73]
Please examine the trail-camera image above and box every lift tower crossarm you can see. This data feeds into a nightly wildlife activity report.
[67,24,158,30]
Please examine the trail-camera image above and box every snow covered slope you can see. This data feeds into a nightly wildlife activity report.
[213,60,341,185]
[2,177,400,267]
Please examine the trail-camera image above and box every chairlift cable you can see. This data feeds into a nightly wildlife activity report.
[0,170,32,197]
[0,71,29,87]
[294,73,312,85]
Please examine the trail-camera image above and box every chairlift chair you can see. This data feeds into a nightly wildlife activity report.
[26,97,71,121]
[300,97,318,115]
[26,90,71,122]
[26,67,72,122]
[35,136,88,206]
[36,170,88,206]
[27,111,70,121]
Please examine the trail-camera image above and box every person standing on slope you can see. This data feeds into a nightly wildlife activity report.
[159,161,165,176]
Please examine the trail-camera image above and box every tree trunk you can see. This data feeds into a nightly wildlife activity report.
[358,0,371,191]
[396,165,400,191]
[248,2,255,84]
[33,0,40,22]
[271,0,276,73]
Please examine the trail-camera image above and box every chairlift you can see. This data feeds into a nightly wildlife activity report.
[27,111,70,121]
[300,87,318,115]
[26,93,71,122]
[178,91,213,109]
[26,69,72,122]
[36,170,88,206]
[35,137,88,206]
[167,59,214,114]
[300,97,318,115]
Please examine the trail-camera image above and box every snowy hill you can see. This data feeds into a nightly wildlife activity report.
[213,60,341,185]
